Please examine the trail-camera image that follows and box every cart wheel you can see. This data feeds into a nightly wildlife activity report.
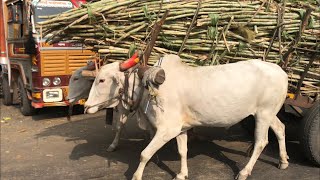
[300,101,320,166]
[1,74,12,106]
[18,77,36,116]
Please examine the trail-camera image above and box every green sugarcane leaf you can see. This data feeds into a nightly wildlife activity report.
[207,26,217,40]
[308,16,314,28]
[282,31,294,41]
[238,41,247,51]
[298,10,305,20]
[128,43,136,58]
[209,14,219,26]
[87,5,97,25]
[143,5,151,20]
[143,5,147,17]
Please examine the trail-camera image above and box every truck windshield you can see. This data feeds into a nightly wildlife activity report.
[32,0,73,23]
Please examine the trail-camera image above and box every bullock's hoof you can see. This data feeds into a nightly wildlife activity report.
[235,172,248,180]
[173,174,188,180]
[131,174,141,180]
[278,162,289,170]
[107,145,116,152]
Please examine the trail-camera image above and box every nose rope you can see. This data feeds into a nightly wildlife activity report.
[84,95,120,113]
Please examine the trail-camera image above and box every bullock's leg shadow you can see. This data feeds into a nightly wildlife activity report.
[188,140,240,178]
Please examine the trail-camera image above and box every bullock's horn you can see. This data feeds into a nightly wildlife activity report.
[119,52,140,71]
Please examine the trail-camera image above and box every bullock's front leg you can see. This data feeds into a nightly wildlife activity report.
[174,131,188,180]
[132,129,181,180]
[107,112,128,152]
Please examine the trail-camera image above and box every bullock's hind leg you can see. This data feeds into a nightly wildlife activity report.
[132,129,181,180]
[107,113,128,152]
[270,117,289,169]
[236,112,271,180]
[174,131,188,180]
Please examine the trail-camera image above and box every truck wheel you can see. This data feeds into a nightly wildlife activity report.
[18,77,36,116]
[1,75,12,106]
[300,101,320,166]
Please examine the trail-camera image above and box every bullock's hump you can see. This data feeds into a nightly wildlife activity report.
[160,54,184,67]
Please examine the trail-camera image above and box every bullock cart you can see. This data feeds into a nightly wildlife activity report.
[39,0,319,167]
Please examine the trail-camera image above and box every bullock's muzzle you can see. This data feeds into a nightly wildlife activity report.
[84,106,99,114]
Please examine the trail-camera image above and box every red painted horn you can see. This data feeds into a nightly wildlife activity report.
[119,52,140,71]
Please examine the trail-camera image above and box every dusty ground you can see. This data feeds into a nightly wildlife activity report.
[0,100,319,180]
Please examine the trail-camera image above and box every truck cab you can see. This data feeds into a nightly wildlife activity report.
[0,0,94,115]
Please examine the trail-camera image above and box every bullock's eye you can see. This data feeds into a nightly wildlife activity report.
[74,77,79,81]
[99,79,105,83]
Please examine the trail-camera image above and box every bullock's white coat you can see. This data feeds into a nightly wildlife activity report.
[85,55,289,180]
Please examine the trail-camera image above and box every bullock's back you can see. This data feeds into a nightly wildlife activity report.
[157,55,288,126]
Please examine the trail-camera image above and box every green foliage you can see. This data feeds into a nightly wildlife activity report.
[207,26,217,40]
[207,14,219,40]
[160,33,173,49]
[87,4,97,24]
[143,5,157,21]
[238,41,248,52]
[209,13,219,26]
[298,9,306,20]
[308,16,315,29]
[128,43,136,58]
[282,31,294,41]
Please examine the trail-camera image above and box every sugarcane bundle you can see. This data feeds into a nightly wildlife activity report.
[37,0,320,97]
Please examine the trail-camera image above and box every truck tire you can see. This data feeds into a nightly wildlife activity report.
[300,101,320,166]
[18,77,36,116]
[1,75,12,106]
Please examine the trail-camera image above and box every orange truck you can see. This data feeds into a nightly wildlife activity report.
[0,0,94,115]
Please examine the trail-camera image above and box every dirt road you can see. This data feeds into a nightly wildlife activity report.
[1,101,319,180]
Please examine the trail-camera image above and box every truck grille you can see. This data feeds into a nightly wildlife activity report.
[41,50,94,76]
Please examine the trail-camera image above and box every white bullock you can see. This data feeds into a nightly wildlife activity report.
[84,54,289,180]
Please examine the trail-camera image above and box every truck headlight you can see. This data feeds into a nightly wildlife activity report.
[42,78,50,86]
[53,77,61,86]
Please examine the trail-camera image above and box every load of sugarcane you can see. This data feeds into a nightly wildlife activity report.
[38,0,319,97]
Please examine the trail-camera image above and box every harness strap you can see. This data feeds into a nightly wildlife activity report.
[121,69,144,112]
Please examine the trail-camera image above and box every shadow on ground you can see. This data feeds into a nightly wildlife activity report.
[34,111,316,179]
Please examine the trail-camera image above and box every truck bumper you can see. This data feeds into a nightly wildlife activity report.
[32,99,86,109]
[31,87,86,108]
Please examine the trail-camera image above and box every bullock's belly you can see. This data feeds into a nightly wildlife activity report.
[191,109,254,128]
[183,93,258,128]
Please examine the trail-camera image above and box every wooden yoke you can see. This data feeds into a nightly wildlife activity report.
[137,10,169,85]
